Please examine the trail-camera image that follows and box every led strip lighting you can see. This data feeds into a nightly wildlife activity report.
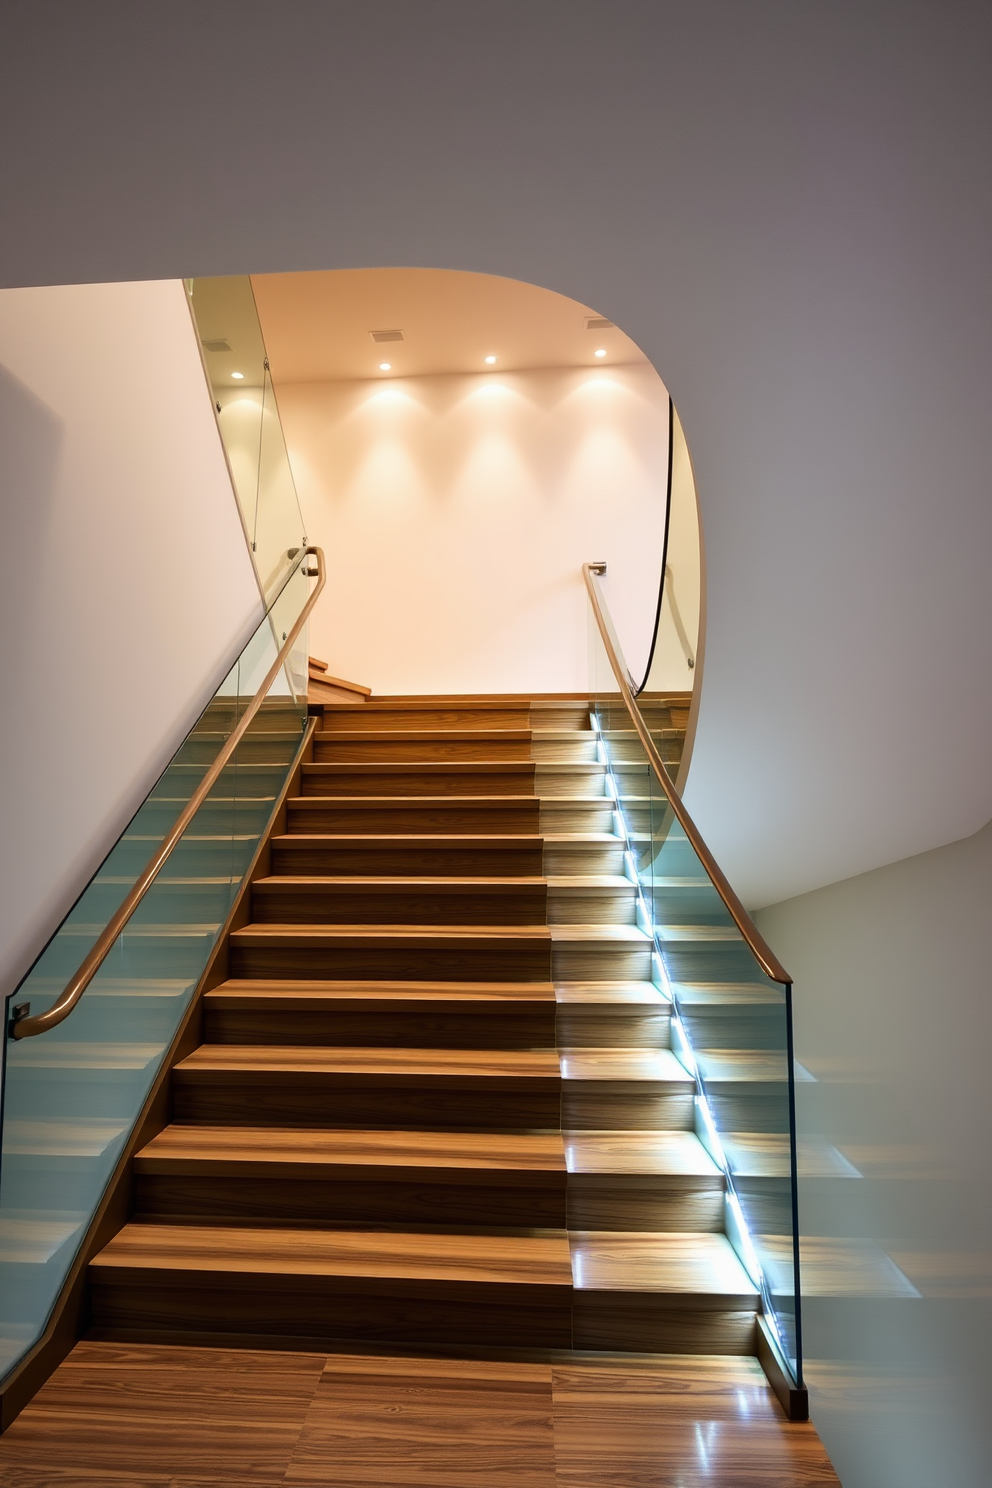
[590,710,793,1366]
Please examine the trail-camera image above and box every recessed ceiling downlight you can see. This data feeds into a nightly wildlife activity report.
[378,362,392,372]
[231,370,245,379]
[594,349,607,359]
[484,355,497,365]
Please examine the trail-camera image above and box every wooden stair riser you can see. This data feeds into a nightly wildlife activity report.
[529,705,593,730]
[270,837,545,878]
[134,1171,567,1230]
[250,880,548,927]
[530,735,599,763]
[566,1178,724,1232]
[543,840,624,876]
[552,939,653,983]
[321,708,531,732]
[88,1284,754,1355]
[302,764,537,797]
[287,799,541,835]
[229,931,552,983]
[540,801,617,834]
[89,1275,573,1349]
[130,1171,722,1234]
[172,1073,562,1132]
[562,1084,695,1131]
[556,1004,670,1050]
[571,1299,757,1355]
[315,735,534,763]
[204,1002,557,1050]
[546,884,637,926]
[534,766,607,798]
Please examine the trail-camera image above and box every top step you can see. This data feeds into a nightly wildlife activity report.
[319,700,593,733]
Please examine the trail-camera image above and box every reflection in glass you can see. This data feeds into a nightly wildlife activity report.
[0,560,311,1383]
[185,276,307,604]
[587,572,802,1388]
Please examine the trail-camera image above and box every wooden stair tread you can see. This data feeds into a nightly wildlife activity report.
[92,1224,573,1286]
[565,1132,720,1177]
[559,1049,692,1084]
[555,981,669,1005]
[175,1047,561,1078]
[136,1126,566,1174]
[550,924,650,942]
[547,876,633,888]
[229,924,552,945]
[569,1232,758,1300]
[206,979,557,1006]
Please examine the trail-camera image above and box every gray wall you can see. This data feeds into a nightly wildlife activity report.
[757,821,992,1487]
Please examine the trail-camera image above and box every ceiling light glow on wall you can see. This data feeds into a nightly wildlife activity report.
[231,370,244,379]
[378,362,392,372]
[594,349,607,358]
[484,355,497,365]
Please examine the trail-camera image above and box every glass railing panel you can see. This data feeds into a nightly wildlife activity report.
[587,573,802,1387]
[185,276,306,605]
[0,574,310,1383]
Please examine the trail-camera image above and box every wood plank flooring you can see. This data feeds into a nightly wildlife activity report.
[0,1341,840,1486]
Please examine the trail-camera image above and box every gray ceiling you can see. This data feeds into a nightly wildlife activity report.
[2,0,990,907]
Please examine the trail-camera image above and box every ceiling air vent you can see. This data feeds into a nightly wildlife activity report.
[584,317,614,331]
[370,329,405,343]
[202,338,232,353]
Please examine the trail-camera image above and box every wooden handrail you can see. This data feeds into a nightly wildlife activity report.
[10,547,325,1039]
[583,561,791,986]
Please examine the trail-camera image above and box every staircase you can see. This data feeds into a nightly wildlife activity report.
[88,695,759,1356]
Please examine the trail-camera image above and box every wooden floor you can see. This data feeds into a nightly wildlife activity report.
[0,1341,840,1486]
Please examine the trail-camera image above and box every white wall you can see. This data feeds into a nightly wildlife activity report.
[276,363,672,694]
[756,819,992,1488]
[0,279,262,1000]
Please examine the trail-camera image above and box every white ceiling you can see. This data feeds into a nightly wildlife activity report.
[250,267,646,382]
[3,6,991,909]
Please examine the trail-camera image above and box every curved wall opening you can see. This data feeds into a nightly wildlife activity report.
[198,267,703,731]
